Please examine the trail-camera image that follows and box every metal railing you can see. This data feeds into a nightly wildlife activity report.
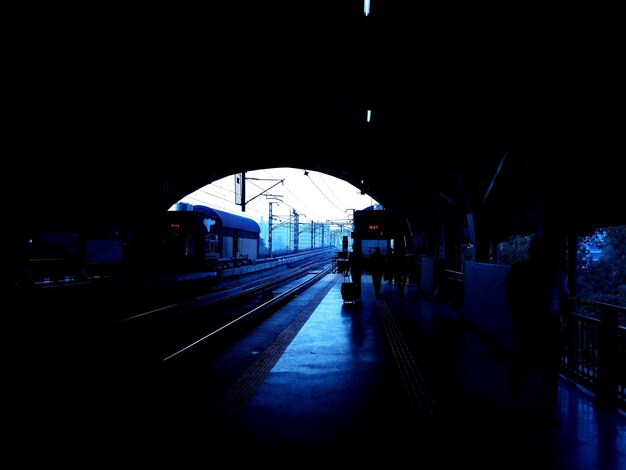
[561,298,626,412]
[350,261,626,412]
[434,268,625,412]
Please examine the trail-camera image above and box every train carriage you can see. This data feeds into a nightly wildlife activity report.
[163,204,260,272]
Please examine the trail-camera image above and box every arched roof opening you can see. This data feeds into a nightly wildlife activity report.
[8,5,626,263]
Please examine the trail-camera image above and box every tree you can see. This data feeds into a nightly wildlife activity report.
[497,235,533,265]
[576,225,626,308]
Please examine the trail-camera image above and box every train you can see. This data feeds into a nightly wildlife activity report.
[162,203,261,272]
[7,224,125,288]
[6,203,260,288]
[351,207,402,257]
[350,207,421,285]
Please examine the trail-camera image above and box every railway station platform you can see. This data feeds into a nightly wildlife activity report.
[153,271,626,468]
[21,268,623,467]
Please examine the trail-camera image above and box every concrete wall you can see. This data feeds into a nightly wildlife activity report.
[463,261,513,351]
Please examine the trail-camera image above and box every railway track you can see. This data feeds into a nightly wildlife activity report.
[92,254,337,436]
[109,255,335,367]
[8,251,340,453]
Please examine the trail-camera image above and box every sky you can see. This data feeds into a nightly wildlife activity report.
[170,167,380,228]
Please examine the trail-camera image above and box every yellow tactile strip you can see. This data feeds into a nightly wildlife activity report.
[214,277,336,418]
[375,295,446,433]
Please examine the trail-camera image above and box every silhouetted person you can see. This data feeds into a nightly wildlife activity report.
[348,244,364,299]
[340,255,351,276]
[384,248,394,284]
[369,246,385,297]
[391,245,408,297]
[504,234,569,427]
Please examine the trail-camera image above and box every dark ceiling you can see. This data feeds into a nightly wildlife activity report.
[9,3,625,245]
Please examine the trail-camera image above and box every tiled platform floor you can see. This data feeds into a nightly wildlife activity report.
[191,272,626,467]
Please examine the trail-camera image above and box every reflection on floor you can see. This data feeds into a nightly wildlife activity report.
[208,273,626,468]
